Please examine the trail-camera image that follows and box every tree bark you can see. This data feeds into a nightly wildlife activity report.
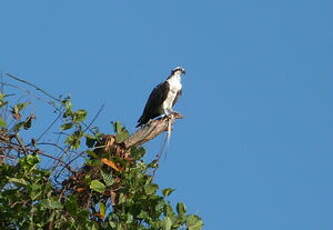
[123,112,183,148]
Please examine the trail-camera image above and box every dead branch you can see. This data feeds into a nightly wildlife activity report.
[123,112,183,149]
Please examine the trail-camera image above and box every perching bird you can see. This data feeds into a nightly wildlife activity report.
[136,66,186,127]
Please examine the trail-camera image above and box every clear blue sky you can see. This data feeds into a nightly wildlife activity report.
[1,0,333,229]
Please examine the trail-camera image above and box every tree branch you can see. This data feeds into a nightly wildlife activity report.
[123,112,183,149]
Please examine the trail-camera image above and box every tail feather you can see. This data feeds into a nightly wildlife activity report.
[136,115,146,128]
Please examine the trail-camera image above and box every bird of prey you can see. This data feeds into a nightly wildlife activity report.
[136,66,186,127]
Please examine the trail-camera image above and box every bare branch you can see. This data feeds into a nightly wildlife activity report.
[6,73,61,103]
[123,112,183,149]
[35,149,74,173]
[37,142,69,154]
[36,112,62,142]
[83,104,105,134]
[1,82,60,111]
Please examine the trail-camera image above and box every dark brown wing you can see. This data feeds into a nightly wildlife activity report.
[136,81,170,127]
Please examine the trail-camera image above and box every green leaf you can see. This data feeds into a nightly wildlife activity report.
[26,154,40,165]
[85,135,97,148]
[73,109,87,123]
[62,97,72,110]
[162,188,175,197]
[61,122,73,130]
[41,199,63,209]
[109,221,117,228]
[91,224,99,230]
[62,97,73,118]
[186,215,204,230]
[130,146,146,160]
[176,202,187,216]
[112,121,129,142]
[18,155,39,169]
[64,196,79,215]
[138,210,149,219]
[147,159,159,169]
[164,203,175,218]
[125,213,133,224]
[0,100,8,108]
[12,121,25,132]
[144,184,159,195]
[65,131,83,149]
[0,117,7,127]
[48,200,63,209]
[163,217,172,230]
[11,103,30,120]
[118,193,127,204]
[15,102,30,112]
[63,110,72,118]
[115,131,129,143]
[86,159,102,167]
[99,202,106,217]
[8,177,28,186]
[30,184,42,200]
[113,121,123,133]
[90,180,106,193]
[155,200,165,212]
[100,170,114,186]
[23,114,34,130]
[86,150,98,159]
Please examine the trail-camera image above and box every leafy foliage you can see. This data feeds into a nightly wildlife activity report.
[0,78,203,229]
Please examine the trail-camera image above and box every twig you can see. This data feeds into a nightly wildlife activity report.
[6,73,61,103]
[83,104,105,134]
[56,145,92,180]
[35,149,74,173]
[1,82,60,111]
[13,134,28,155]
[37,142,69,154]
[36,112,62,142]
[0,133,74,173]
[0,154,16,160]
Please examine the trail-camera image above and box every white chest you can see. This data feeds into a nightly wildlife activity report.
[163,76,182,110]
[167,75,182,93]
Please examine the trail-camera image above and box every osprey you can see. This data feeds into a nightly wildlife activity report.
[136,66,186,127]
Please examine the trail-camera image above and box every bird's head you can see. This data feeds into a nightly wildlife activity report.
[171,66,186,76]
